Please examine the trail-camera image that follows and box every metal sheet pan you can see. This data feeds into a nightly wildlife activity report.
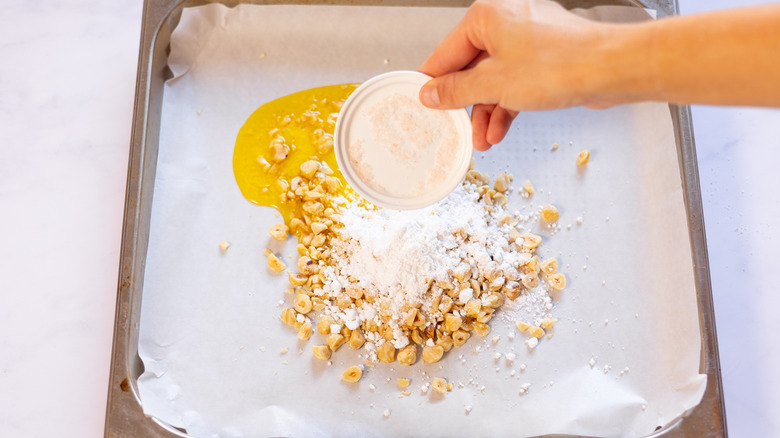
[105,0,726,436]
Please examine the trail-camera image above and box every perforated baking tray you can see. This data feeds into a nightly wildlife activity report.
[105,0,726,436]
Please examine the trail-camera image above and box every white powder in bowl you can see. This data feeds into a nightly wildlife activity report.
[335,71,471,210]
[347,93,460,198]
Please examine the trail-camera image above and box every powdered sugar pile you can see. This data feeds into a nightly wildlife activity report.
[312,181,556,361]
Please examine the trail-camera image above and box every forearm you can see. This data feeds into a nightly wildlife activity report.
[591,5,780,107]
[419,0,780,149]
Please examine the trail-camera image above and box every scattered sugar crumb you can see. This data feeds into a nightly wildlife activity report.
[383,409,391,418]
[464,405,472,415]
[519,383,530,395]
[526,337,538,349]
[280,348,288,355]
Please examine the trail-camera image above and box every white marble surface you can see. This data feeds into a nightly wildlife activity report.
[0,0,778,437]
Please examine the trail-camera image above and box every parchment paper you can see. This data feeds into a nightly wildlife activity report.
[137,4,706,437]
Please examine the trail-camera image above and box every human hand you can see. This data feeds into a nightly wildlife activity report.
[419,0,611,150]
[421,0,780,150]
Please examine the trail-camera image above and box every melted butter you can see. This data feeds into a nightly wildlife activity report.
[233,84,358,224]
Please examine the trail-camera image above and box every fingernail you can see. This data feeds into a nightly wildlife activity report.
[420,85,440,108]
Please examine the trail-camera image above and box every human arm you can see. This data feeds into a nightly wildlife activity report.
[419,0,780,150]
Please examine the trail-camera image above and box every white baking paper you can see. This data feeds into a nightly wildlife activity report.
[137,4,706,437]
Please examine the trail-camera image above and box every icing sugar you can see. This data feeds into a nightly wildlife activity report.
[319,181,551,356]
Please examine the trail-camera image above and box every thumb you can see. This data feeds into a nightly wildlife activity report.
[419,65,499,110]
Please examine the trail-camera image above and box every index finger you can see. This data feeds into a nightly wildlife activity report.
[419,8,486,77]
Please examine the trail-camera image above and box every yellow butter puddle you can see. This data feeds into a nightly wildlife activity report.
[233,84,358,224]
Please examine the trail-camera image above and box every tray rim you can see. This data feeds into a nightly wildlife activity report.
[104,0,727,436]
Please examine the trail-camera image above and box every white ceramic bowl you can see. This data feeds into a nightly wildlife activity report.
[334,71,473,210]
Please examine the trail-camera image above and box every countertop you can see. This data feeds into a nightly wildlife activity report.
[1,0,778,436]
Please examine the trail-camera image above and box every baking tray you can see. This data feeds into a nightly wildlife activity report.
[105,0,726,436]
